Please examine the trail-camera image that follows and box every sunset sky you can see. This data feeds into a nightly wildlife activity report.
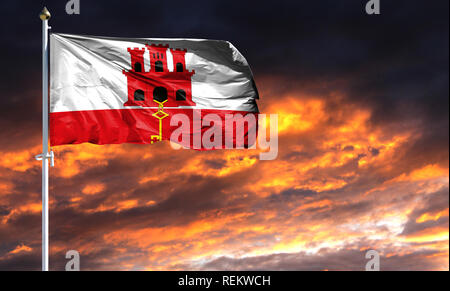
[0,0,448,270]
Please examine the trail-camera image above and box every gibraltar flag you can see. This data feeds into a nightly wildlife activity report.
[50,34,259,149]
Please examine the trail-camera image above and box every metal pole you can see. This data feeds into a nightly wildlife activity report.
[38,7,52,272]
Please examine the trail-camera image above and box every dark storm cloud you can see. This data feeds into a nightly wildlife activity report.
[189,247,445,271]
[0,251,41,271]
[37,148,260,246]
[401,187,449,236]
[2,1,448,134]
[0,138,448,270]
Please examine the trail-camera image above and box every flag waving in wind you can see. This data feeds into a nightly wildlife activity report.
[50,34,259,149]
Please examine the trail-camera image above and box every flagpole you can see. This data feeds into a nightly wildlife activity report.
[37,7,53,272]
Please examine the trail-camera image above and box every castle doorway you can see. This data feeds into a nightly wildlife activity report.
[153,87,168,103]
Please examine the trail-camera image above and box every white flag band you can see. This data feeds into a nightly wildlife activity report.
[50,33,259,113]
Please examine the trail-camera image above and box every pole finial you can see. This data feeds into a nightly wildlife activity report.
[39,7,51,21]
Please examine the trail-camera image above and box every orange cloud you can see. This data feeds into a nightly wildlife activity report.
[8,244,32,255]
[0,89,448,271]
[82,183,105,195]
[404,226,449,243]
[1,145,40,172]
[395,164,449,183]
[416,208,449,224]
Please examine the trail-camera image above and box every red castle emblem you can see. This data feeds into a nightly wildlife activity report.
[123,44,196,108]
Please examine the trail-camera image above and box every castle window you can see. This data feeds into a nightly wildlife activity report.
[134,62,142,72]
[153,87,168,103]
[176,89,186,101]
[134,89,145,101]
[176,63,184,72]
[155,61,164,72]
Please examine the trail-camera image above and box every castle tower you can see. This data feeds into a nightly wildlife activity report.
[146,44,169,72]
[127,48,146,73]
[170,48,188,72]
